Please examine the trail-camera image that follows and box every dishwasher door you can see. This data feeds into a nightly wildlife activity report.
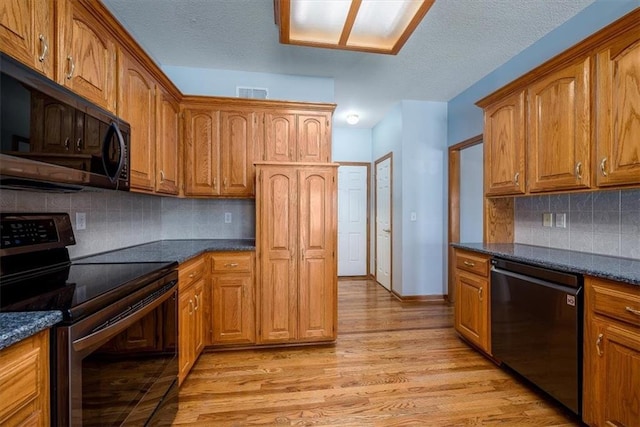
[491,260,582,416]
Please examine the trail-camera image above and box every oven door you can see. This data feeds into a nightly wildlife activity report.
[54,276,178,426]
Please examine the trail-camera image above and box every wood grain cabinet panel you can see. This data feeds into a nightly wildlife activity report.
[57,0,116,112]
[453,249,491,354]
[527,58,591,192]
[297,114,331,163]
[183,108,220,196]
[256,164,337,344]
[0,0,54,78]
[595,30,640,188]
[156,89,180,195]
[178,256,207,385]
[264,112,296,162]
[583,277,640,427]
[0,330,50,427]
[483,91,526,196]
[220,109,256,196]
[263,111,332,163]
[118,50,156,192]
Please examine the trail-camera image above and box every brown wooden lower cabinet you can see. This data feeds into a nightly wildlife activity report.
[583,276,640,427]
[210,252,256,345]
[453,249,491,354]
[178,255,206,386]
[0,329,50,426]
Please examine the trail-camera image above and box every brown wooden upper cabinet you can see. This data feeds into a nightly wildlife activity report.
[220,109,257,196]
[118,50,157,192]
[155,89,180,195]
[57,0,117,113]
[527,57,591,192]
[0,0,54,78]
[183,107,220,197]
[595,30,640,188]
[263,111,332,163]
[483,91,526,196]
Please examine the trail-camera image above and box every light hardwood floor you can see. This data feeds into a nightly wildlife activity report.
[172,279,580,426]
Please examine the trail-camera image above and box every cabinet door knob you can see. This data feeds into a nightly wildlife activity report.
[66,56,75,80]
[514,172,520,186]
[189,272,195,279]
[64,138,70,151]
[76,138,82,152]
[478,287,483,301]
[194,295,199,311]
[189,299,194,315]
[575,162,582,180]
[596,333,604,357]
[160,170,165,182]
[38,34,48,62]
[600,158,608,177]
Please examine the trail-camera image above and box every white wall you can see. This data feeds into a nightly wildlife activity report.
[332,127,372,163]
[162,65,334,103]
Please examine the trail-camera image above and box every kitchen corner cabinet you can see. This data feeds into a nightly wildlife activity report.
[583,276,640,427]
[178,255,206,386]
[210,252,256,345]
[155,88,180,195]
[118,50,157,192]
[0,0,54,78]
[453,249,491,354]
[0,330,50,426]
[595,30,640,188]
[56,0,117,113]
[256,163,337,344]
[264,111,332,163]
[527,57,591,192]
[483,91,526,196]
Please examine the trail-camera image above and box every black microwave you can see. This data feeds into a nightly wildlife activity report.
[0,54,130,192]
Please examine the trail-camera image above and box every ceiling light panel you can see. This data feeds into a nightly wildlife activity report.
[277,0,435,55]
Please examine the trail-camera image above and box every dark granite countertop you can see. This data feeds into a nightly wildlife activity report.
[74,239,256,264]
[452,243,640,286]
[0,311,63,351]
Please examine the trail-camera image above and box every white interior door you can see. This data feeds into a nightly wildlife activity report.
[375,156,391,290]
[338,165,368,276]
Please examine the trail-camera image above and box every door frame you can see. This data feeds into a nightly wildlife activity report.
[338,162,371,279]
[374,152,393,291]
[448,134,483,302]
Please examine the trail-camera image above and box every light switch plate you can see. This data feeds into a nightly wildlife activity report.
[76,212,86,230]
[555,213,567,228]
[543,212,553,227]
[410,212,417,221]
[224,212,232,224]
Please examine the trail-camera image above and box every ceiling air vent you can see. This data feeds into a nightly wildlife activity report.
[236,87,268,100]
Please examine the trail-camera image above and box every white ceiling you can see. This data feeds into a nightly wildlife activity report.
[102,0,596,128]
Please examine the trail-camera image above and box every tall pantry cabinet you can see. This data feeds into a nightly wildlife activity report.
[255,163,338,344]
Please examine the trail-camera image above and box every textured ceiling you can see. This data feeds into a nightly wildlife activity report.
[102,0,596,128]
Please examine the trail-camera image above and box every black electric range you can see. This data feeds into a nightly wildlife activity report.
[0,213,179,426]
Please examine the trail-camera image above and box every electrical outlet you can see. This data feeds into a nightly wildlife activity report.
[224,212,232,224]
[76,212,86,230]
[543,212,553,227]
[555,213,567,228]
[410,212,417,221]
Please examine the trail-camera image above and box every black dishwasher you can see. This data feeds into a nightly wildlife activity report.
[491,258,583,416]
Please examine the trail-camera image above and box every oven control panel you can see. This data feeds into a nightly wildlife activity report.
[0,213,75,254]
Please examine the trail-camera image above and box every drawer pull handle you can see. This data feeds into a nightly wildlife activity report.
[463,261,476,267]
[625,306,640,316]
[225,263,239,268]
[596,333,604,357]
[38,34,48,62]
[478,287,483,301]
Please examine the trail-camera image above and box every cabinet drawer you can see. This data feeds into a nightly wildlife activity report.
[454,250,490,277]
[592,278,640,327]
[211,253,253,273]
[179,256,206,289]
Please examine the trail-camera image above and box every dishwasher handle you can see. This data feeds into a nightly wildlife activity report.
[491,266,582,296]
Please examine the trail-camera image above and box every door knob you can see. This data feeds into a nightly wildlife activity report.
[383,229,391,233]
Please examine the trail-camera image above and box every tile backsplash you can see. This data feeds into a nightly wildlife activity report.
[0,189,255,259]
[514,189,640,259]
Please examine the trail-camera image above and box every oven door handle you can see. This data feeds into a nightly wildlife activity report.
[73,286,174,353]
